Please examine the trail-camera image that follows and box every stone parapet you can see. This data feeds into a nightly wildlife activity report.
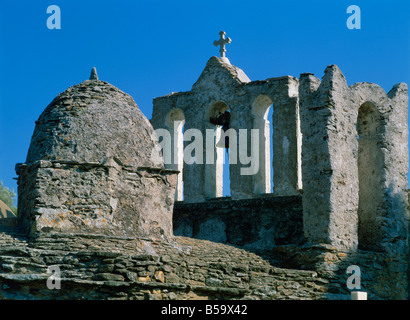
[173,195,303,250]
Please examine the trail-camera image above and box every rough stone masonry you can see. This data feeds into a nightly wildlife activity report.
[1,31,409,299]
[16,76,178,240]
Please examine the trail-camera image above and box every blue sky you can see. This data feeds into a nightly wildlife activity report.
[1,0,410,204]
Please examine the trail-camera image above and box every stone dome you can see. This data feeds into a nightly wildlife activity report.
[26,76,162,168]
[17,70,177,240]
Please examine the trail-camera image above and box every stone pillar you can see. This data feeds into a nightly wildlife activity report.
[257,119,271,193]
[164,109,185,201]
[382,83,409,255]
[203,123,224,198]
[182,114,206,203]
[299,66,359,251]
[350,82,409,254]
[151,99,186,202]
[251,95,272,195]
[272,77,301,196]
[174,121,185,201]
[229,107,255,200]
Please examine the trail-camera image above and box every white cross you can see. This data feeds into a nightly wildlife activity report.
[213,31,231,59]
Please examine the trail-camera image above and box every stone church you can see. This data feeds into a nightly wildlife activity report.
[0,32,408,300]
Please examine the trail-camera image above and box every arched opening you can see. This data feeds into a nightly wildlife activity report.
[252,95,273,195]
[205,101,230,198]
[357,102,384,251]
[165,108,185,201]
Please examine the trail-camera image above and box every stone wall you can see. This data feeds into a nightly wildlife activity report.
[173,195,303,251]
[299,65,409,254]
[271,244,408,300]
[1,225,406,300]
[25,79,158,169]
[6,63,408,300]
[16,159,177,240]
[15,77,179,241]
[173,193,409,300]
[151,57,301,203]
[0,227,342,300]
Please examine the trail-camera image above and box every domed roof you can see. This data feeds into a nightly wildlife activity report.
[26,71,162,168]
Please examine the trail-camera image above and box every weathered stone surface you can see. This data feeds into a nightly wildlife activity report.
[9,54,409,301]
[0,228,345,300]
[299,65,409,255]
[89,67,98,80]
[271,243,408,300]
[16,76,178,240]
[1,219,408,300]
[151,56,301,202]
[173,194,303,250]
[26,79,160,168]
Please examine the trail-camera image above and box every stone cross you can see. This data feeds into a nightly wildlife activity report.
[213,31,231,59]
